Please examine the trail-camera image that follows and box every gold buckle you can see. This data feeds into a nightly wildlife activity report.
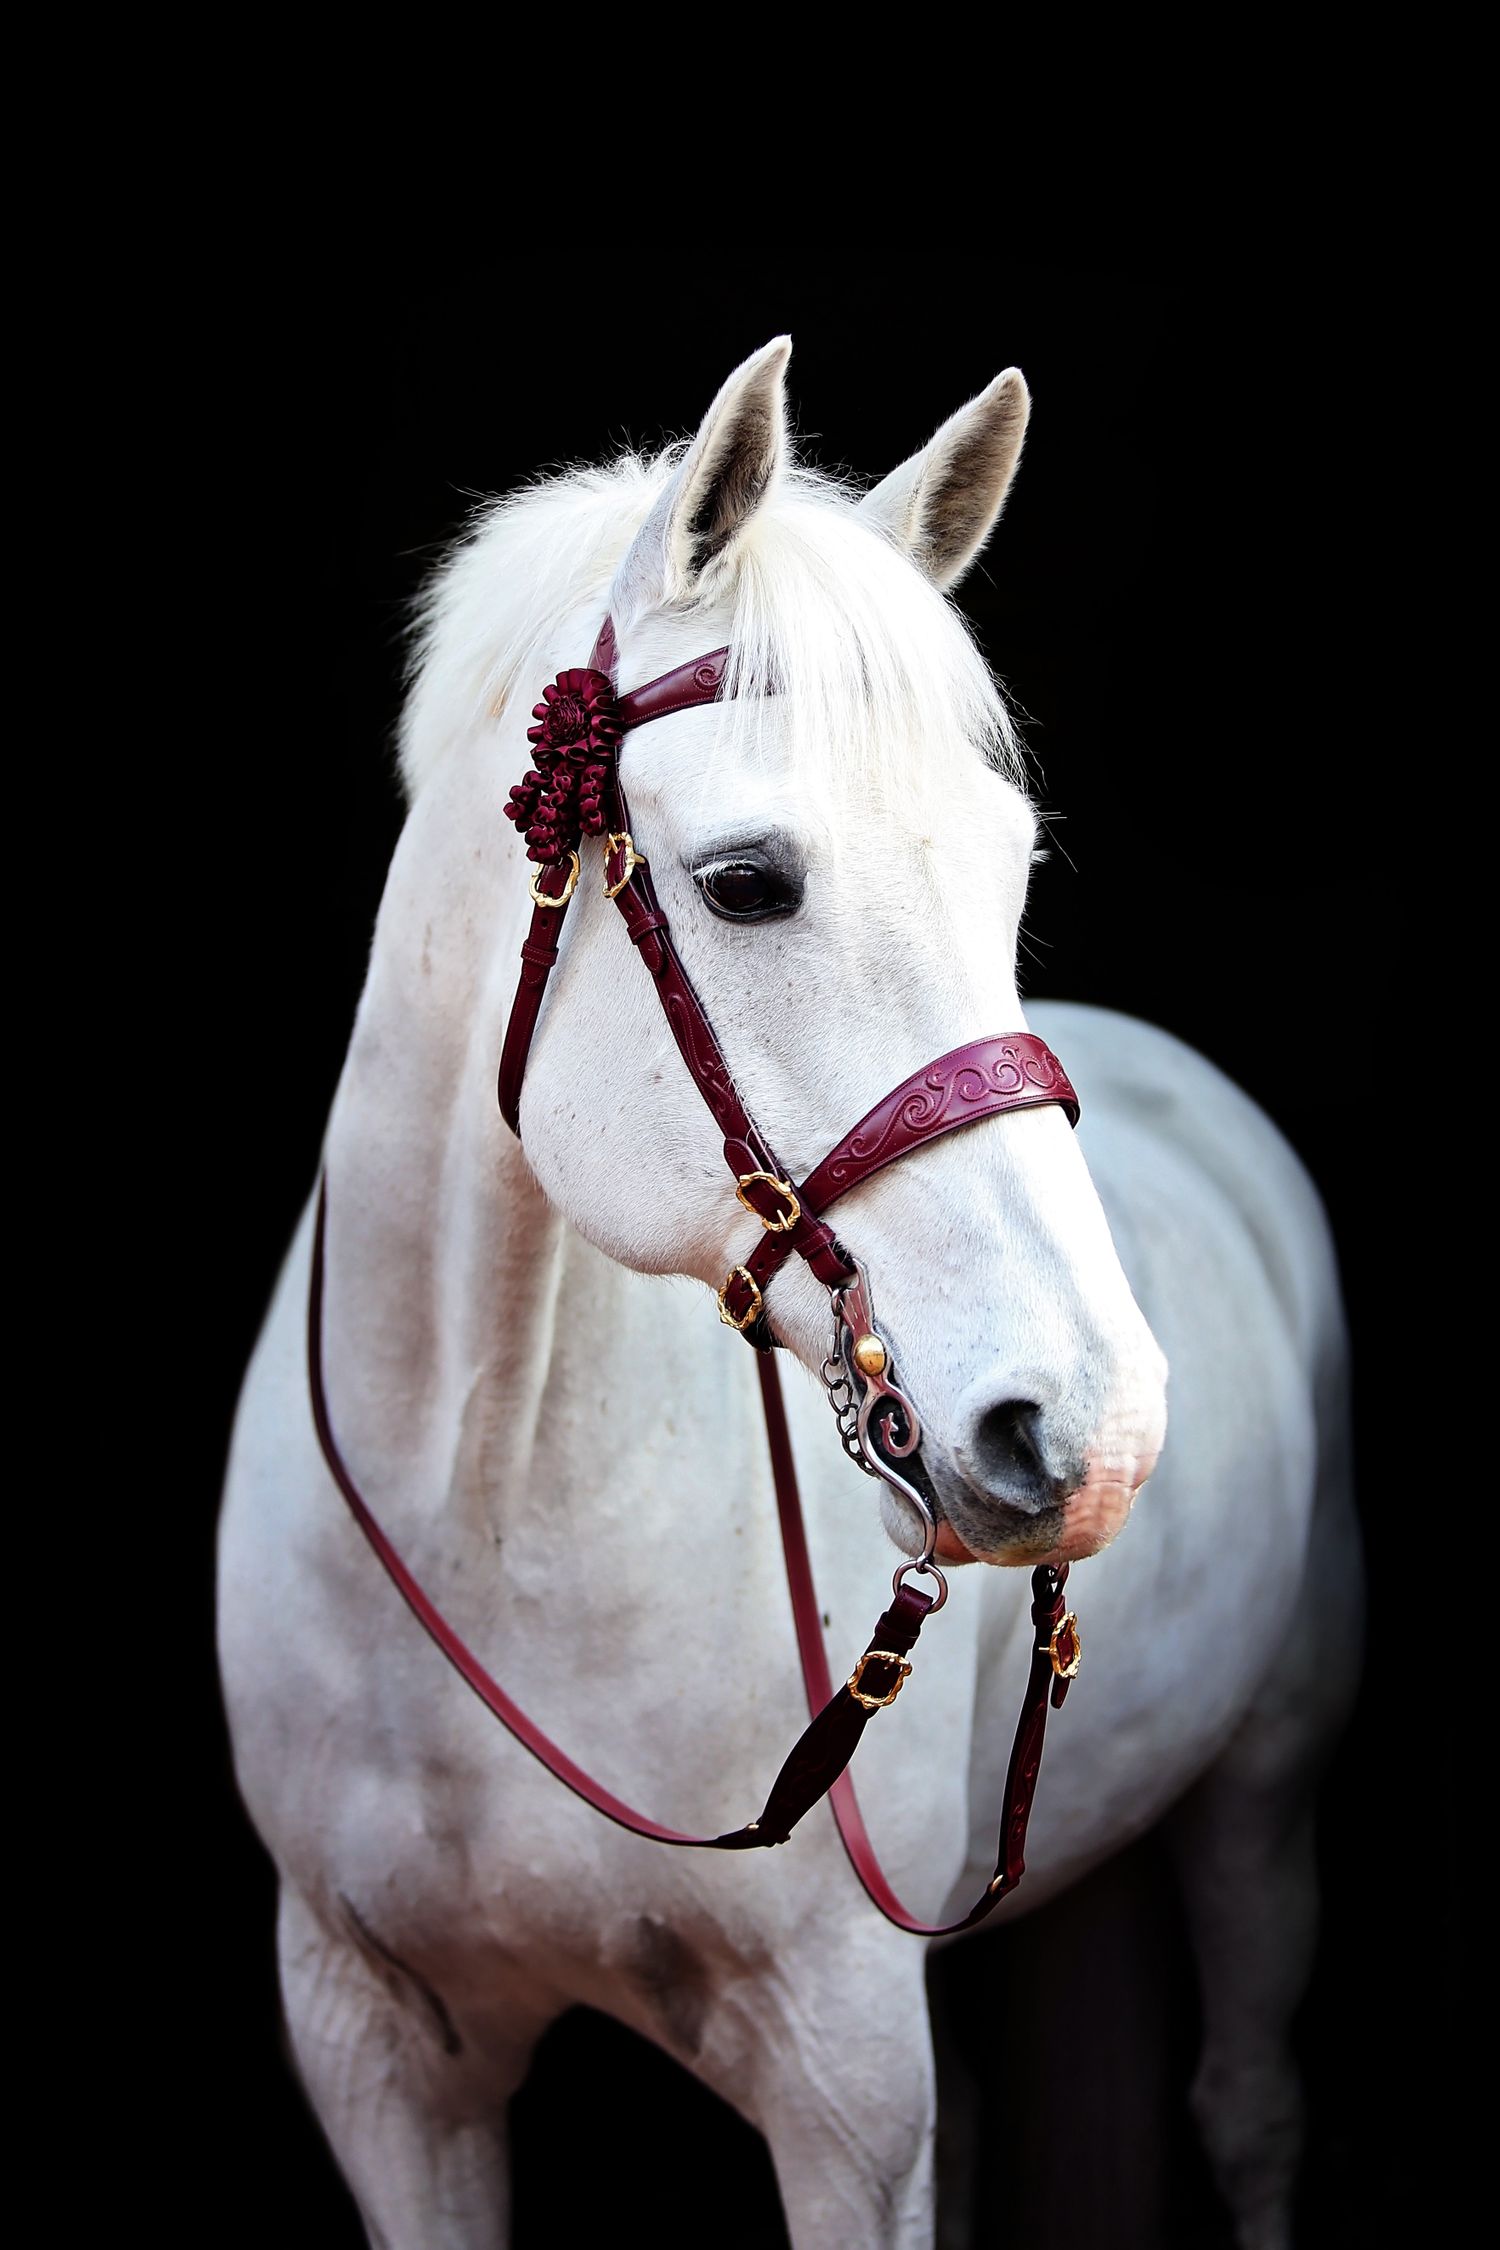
[1040,1611,1082,1679]
[716,1265,764,1331]
[603,830,646,899]
[735,1171,802,1234]
[847,1650,913,1711]
[528,852,580,909]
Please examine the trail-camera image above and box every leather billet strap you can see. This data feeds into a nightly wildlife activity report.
[497,868,574,1136]
[308,1179,1070,1930]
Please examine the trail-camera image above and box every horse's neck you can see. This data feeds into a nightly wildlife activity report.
[316,742,756,1593]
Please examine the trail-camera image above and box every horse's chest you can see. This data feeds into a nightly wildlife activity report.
[310,1730,835,2056]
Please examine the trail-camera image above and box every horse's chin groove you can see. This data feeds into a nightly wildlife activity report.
[945,1501,1074,1567]
[921,1447,1150,1567]
[933,1521,981,1565]
[934,1492,1128,1569]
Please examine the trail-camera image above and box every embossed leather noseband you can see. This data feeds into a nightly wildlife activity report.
[308,616,1085,1934]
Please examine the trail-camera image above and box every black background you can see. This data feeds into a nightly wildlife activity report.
[167,258,1419,2246]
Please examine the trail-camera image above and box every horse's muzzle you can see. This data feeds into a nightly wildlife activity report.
[927,1406,1157,1567]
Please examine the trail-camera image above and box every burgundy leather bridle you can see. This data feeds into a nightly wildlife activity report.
[308,616,1086,1933]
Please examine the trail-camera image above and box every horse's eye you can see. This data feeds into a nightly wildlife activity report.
[697,859,797,923]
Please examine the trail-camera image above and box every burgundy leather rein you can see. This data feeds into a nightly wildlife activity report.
[308,616,1085,1933]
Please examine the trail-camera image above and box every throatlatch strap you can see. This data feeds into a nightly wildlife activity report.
[309,1181,1067,1926]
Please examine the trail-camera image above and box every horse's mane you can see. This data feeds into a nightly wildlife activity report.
[399,447,1025,817]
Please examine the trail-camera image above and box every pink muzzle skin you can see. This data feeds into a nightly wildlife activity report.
[935,1450,1160,1568]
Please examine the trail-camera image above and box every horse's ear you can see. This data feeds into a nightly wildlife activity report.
[859,369,1030,589]
[611,337,791,623]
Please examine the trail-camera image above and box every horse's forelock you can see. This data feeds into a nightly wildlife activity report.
[398,450,1027,813]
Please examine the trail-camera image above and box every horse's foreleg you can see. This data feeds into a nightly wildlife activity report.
[1167,1428,1361,2250]
[1170,1777,1316,2250]
[276,1883,540,2250]
[723,1936,939,2250]
[927,1961,982,2250]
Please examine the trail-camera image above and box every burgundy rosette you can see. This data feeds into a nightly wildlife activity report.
[503,668,622,865]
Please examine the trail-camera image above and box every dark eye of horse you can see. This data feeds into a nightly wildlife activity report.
[697,859,797,923]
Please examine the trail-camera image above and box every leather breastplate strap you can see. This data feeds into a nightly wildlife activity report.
[308,1180,1073,1930]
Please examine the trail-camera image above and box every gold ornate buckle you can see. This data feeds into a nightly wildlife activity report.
[735,1171,802,1234]
[716,1265,764,1331]
[603,831,646,899]
[1040,1611,1082,1679]
[847,1650,913,1711]
[528,852,580,909]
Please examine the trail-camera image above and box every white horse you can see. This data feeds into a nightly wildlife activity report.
[217,338,1360,2250]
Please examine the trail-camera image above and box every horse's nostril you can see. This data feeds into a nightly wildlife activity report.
[966,1399,1056,1511]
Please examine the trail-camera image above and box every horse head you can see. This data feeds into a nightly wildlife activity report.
[404,338,1167,1570]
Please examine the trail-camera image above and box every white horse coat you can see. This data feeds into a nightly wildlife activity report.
[218,341,1359,2250]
